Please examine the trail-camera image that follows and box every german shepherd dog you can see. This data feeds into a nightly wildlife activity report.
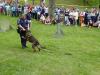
[26,30,44,52]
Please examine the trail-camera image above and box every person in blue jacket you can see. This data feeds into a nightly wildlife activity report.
[17,14,30,49]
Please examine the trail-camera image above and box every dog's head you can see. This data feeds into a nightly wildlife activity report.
[26,30,32,38]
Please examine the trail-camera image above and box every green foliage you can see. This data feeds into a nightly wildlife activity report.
[22,0,98,8]
[0,15,100,75]
[28,0,99,6]
[85,0,99,6]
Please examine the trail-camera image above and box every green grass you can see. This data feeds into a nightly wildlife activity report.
[0,15,100,75]
[28,0,99,7]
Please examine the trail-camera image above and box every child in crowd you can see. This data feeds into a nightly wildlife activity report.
[45,16,51,24]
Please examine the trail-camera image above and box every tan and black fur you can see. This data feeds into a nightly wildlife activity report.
[26,30,44,52]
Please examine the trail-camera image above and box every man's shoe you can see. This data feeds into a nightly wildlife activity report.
[22,46,26,49]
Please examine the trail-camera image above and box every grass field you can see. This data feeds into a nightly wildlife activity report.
[0,15,100,75]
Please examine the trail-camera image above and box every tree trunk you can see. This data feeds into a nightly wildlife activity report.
[49,0,55,19]
[15,0,18,8]
[32,0,34,5]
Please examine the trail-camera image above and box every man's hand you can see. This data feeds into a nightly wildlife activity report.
[22,28,26,31]
[19,25,26,31]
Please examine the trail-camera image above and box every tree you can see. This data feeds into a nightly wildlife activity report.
[83,0,89,5]
[49,0,55,19]
[15,0,18,8]
[32,0,34,5]
[48,0,64,37]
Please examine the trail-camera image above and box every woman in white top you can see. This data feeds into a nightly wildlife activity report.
[40,14,45,23]
[44,6,48,17]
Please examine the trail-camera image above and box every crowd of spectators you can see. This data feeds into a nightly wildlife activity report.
[55,7,100,28]
[0,0,100,27]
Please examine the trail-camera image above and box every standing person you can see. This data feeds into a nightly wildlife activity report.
[18,5,22,16]
[32,0,35,5]
[79,11,85,27]
[64,9,70,25]
[24,6,28,15]
[55,8,61,23]
[84,11,88,25]
[17,14,30,49]
[5,4,11,16]
[26,11,32,26]
[91,11,96,24]
[11,6,16,17]
[44,6,48,17]
[73,10,79,25]
[69,10,74,25]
